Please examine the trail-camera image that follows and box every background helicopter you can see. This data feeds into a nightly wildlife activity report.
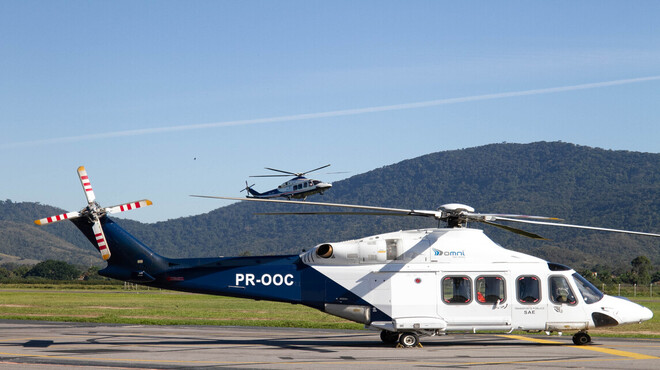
[241,164,333,200]
[34,167,659,348]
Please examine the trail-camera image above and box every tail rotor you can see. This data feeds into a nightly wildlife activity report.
[240,181,256,197]
[34,166,153,260]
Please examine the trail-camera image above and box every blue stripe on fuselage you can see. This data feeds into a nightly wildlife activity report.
[88,217,390,321]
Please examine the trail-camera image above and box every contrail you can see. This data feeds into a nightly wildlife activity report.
[3,75,660,149]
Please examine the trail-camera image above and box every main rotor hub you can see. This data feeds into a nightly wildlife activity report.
[439,203,475,213]
[438,203,475,228]
[80,201,104,222]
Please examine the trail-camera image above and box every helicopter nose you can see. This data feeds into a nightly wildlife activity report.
[640,305,653,321]
[613,296,654,324]
[623,303,653,324]
[317,182,332,189]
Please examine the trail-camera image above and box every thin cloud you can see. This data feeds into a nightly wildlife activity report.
[3,75,659,149]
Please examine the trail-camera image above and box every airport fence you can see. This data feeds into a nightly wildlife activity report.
[600,283,658,298]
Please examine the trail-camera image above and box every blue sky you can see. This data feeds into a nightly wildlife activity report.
[1,1,659,223]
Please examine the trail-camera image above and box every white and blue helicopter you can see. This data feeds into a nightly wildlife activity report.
[241,164,333,200]
[35,167,658,348]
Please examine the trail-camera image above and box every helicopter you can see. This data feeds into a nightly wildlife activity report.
[35,167,658,348]
[241,164,333,200]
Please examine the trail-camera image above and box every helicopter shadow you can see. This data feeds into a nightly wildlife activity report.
[7,332,567,355]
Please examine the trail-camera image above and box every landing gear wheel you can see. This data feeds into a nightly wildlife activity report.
[572,332,591,345]
[380,330,399,344]
[398,332,419,348]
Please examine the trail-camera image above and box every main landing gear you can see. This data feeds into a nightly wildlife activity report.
[572,331,591,345]
[380,330,399,344]
[380,330,421,348]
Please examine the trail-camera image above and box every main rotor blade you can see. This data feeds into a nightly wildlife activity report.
[470,213,564,222]
[303,164,331,175]
[480,220,547,240]
[255,211,412,216]
[105,200,153,214]
[494,217,660,237]
[264,167,297,175]
[77,166,96,204]
[190,195,439,217]
[34,211,82,225]
[249,174,291,178]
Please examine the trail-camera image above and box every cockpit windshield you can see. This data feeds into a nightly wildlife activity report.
[572,273,604,304]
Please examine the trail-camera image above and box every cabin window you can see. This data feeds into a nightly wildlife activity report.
[517,275,541,304]
[476,276,505,304]
[309,181,313,186]
[549,276,577,305]
[303,182,308,188]
[442,276,472,304]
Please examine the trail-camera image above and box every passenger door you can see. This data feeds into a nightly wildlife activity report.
[438,273,512,331]
[545,275,587,331]
[390,271,438,319]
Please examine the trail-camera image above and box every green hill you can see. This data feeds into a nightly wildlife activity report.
[2,142,659,270]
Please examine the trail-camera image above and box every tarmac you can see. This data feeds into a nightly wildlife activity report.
[0,320,659,369]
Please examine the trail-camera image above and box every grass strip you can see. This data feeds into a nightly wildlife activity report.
[1,288,659,337]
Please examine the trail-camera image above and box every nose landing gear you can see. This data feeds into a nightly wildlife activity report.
[572,331,591,345]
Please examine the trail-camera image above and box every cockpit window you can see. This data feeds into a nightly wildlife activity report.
[549,276,577,305]
[572,273,604,304]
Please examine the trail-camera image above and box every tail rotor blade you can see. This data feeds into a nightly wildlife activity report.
[240,182,256,193]
[105,200,153,214]
[77,166,96,204]
[92,220,111,260]
[34,211,82,225]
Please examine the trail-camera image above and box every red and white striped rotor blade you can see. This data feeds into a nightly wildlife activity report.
[77,166,96,204]
[91,220,111,261]
[34,211,82,225]
[105,199,153,214]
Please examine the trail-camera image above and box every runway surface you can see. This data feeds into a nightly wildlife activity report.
[0,320,659,369]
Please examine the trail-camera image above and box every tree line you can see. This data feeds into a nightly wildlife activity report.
[0,260,111,283]
[581,255,659,287]
[1,255,659,287]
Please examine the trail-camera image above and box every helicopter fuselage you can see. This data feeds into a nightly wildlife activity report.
[83,217,651,346]
[246,176,332,199]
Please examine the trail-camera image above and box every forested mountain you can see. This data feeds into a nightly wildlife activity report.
[2,142,659,270]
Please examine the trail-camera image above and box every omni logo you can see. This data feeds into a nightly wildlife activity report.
[432,248,465,257]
